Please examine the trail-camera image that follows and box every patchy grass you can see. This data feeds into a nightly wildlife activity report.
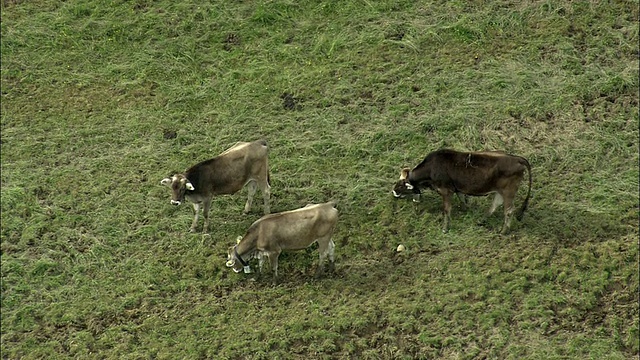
[2,0,638,358]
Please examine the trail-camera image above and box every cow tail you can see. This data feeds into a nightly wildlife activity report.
[516,157,532,221]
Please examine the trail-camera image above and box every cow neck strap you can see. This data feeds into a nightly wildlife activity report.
[234,246,248,267]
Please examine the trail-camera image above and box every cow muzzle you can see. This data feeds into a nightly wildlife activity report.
[226,259,249,273]
[171,200,181,206]
[226,259,242,273]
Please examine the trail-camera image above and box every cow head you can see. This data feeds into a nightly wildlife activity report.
[226,246,244,273]
[226,241,252,274]
[160,174,195,205]
[392,168,421,202]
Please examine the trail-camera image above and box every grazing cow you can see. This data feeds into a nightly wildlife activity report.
[226,202,339,283]
[161,140,271,234]
[392,149,532,234]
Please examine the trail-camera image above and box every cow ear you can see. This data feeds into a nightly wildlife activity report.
[400,168,410,180]
[185,182,195,191]
[161,178,172,186]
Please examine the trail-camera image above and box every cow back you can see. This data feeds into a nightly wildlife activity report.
[412,149,526,196]
[185,140,268,196]
[253,202,338,251]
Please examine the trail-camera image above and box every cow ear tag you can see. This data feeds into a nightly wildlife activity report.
[243,266,252,274]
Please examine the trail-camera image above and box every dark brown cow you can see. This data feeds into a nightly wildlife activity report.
[392,149,532,234]
[161,140,270,234]
[226,202,338,283]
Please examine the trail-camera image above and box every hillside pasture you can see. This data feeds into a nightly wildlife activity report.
[1,0,638,359]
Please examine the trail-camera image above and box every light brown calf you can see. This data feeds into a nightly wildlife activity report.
[226,202,339,283]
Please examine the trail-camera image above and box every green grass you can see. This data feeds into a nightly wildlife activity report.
[1,0,638,358]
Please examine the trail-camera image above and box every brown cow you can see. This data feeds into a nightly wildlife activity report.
[161,140,270,234]
[226,202,338,283]
[392,149,532,234]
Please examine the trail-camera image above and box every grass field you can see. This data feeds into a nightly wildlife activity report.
[1,0,638,358]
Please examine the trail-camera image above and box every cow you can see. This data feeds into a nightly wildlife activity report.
[161,140,271,234]
[392,149,532,234]
[226,202,339,283]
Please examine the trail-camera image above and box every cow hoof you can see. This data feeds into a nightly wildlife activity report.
[328,263,335,274]
[314,268,326,279]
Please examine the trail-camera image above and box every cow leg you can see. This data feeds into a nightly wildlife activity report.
[411,193,421,214]
[315,236,333,278]
[328,240,336,273]
[500,193,516,235]
[487,193,503,216]
[267,251,280,285]
[258,252,265,273]
[244,180,257,214]
[438,190,453,233]
[261,181,271,214]
[256,252,265,280]
[478,193,503,227]
[202,200,212,234]
[456,193,469,210]
[190,203,201,233]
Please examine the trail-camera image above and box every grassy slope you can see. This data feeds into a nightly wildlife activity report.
[1,0,638,358]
